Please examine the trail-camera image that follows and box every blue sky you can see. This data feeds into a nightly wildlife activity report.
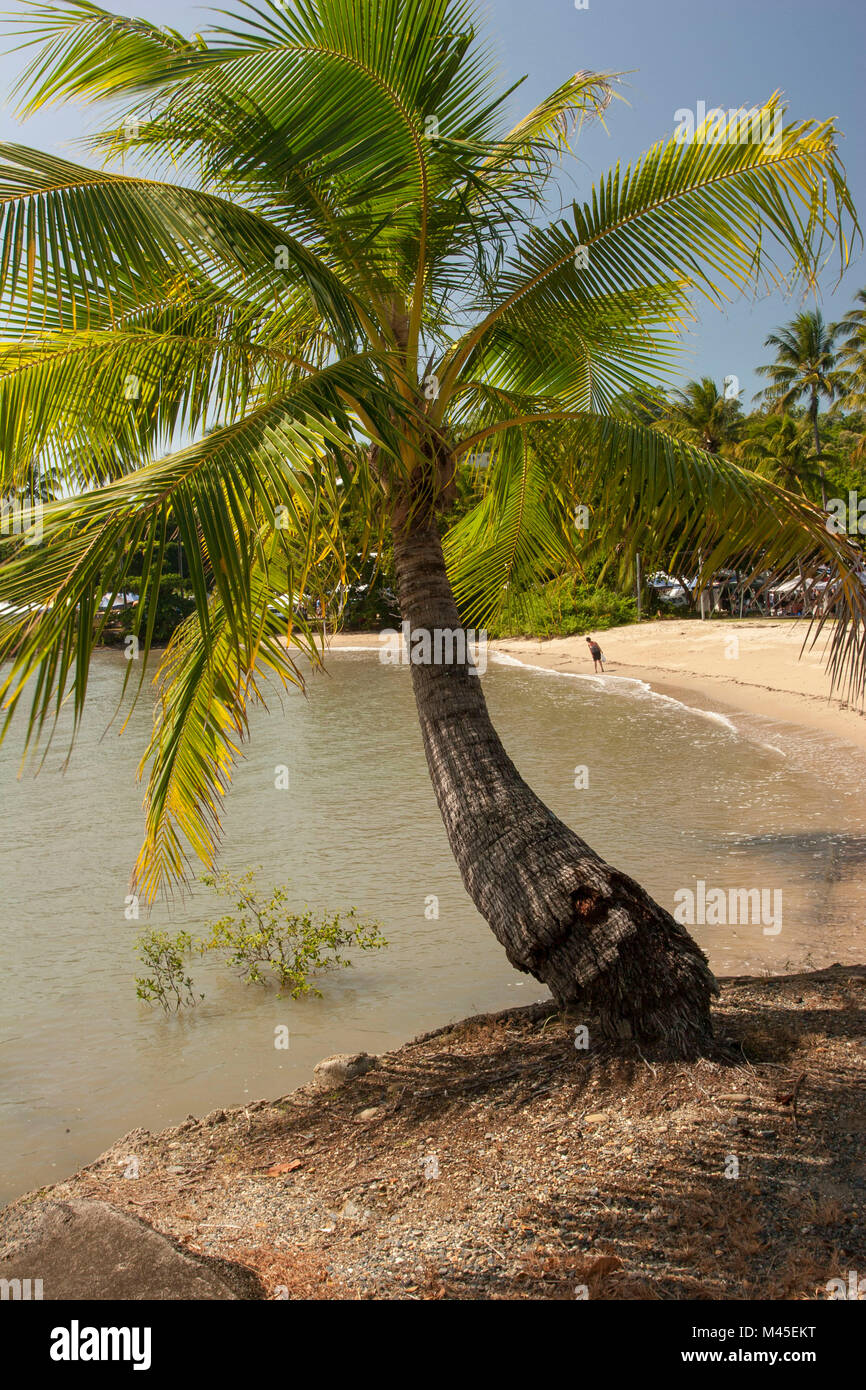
[1,0,863,402]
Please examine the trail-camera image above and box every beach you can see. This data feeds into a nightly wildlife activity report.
[328,620,866,752]
[496,620,866,751]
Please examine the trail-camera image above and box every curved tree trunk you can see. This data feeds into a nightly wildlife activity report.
[392,519,719,1057]
[811,396,827,510]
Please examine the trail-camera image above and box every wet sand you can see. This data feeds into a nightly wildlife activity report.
[489,620,866,752]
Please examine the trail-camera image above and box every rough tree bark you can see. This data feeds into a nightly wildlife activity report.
[392,518,719,1057]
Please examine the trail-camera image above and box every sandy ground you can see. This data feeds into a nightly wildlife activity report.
[326,620,866,752]
[9,966,863,1300]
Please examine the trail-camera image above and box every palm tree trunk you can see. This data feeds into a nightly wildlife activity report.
[673,568,697,612]
[811,395,827,509]
[392,519,718,1057]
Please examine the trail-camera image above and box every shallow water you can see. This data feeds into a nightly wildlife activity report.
[1,649,864,1204]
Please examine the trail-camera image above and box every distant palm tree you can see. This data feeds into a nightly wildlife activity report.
[738,414,826,498]
[756,310,847,506]
[660,377,742,454]
[838,287,866,410]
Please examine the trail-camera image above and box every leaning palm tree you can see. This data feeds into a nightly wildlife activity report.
[756,310,848,506]
[1,0,865,1055]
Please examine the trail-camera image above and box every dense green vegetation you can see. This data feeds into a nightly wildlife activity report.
[340,297,866,639]
[485,577,637,638]
[478,297,866,635]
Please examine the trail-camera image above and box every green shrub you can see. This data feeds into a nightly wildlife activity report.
[105,573,196,647]
[135,930,202,1011]
[135,869,386,1011]
[340,566,399,630]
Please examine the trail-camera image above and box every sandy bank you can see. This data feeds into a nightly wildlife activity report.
[494,621,866,751]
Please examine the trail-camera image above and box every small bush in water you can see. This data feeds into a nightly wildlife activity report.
[135,930,203,1011]
[135,869,386,1011]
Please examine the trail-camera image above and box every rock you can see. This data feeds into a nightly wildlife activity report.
[312,1052,380,1089]
[339,1199,370,1223]
[0,1199,266,1300]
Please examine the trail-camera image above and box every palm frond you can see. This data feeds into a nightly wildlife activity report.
[449,412,866,699]
[440,103,859,400]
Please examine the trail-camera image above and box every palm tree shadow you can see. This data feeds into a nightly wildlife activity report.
[380,968,864,1299]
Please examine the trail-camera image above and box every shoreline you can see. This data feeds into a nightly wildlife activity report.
[5,966,863,1300]
[325,620,866,754]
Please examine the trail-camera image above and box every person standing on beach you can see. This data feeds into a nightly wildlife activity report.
[585,636,605,673]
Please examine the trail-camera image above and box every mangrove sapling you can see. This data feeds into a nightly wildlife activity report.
[135,870,386,1011]
[201,869,387,995]
[135,930,203,1012]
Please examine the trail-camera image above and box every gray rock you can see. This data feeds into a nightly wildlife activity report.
[0,1199,265,1301]
[312,1052,380,1089]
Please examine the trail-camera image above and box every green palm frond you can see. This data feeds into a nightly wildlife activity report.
[0,313,332,489]
[7,1,216,114]
[443,426,568,622]
[0,0,862,898]
[438,103,858,403]
[134,534,329,900]
[448,413,866,698]
[0,145,364,343]
[658,377,743,454]
[837,287,866,408]
[0,372,391,749]
[755,309,847,412]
